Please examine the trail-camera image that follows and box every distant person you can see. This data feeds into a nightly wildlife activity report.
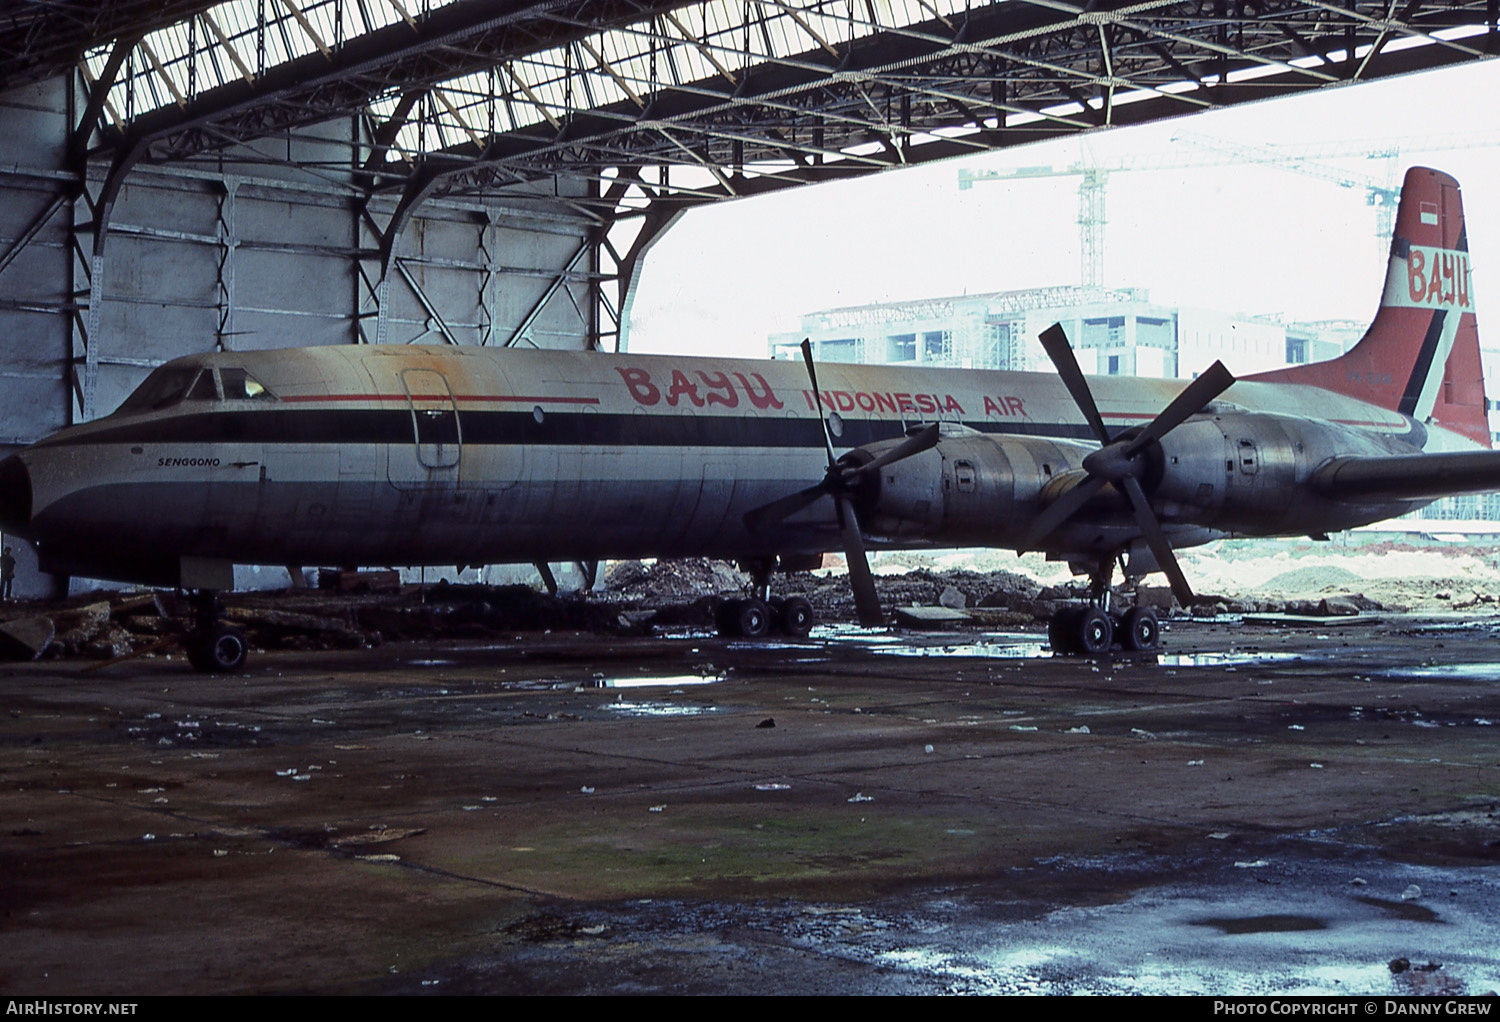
[0,546,14,600]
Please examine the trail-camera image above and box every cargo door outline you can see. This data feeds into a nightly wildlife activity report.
[390,368,461,488]
[664,460,736,553]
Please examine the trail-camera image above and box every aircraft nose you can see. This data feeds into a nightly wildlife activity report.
[0,454,32,535]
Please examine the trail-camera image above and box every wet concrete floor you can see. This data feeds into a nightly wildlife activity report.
[3,614,1500,994]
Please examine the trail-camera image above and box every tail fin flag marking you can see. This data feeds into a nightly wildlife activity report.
[1247,167,1489,449]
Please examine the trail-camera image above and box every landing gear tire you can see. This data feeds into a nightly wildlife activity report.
[717,597,772,638]
[1075,606,1113,656]
[187,625,248,673]
[777,596,815,638]
[1121,607,1160,652]
[735,597,771,639]
[715,599,739,637]
[1048,605,1083,655]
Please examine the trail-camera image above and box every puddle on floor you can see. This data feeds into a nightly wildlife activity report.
[850,632,1049,659]
[1379,662,1500,682]
[601,700,717,718]
[442,850,1500,995]
[577,674,724,690]
[855,868,1499,995]
[1157,651,1310,667]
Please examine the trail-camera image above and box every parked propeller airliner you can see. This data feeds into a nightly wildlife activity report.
[3,166,1499,671]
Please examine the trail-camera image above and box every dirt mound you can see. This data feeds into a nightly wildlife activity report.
[602,560,749,601]
[1258,565,1364,594]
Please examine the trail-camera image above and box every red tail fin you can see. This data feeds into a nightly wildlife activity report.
[1248,167,1489,448]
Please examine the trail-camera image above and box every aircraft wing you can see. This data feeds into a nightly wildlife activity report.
[1313,450,1500,503]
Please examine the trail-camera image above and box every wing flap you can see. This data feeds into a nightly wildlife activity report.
[1313,450,1500,503]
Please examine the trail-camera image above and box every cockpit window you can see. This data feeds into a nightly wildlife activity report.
[219,367,274,401]
[114,365,275,415]
[116,367,204,414]
[188,372,217,401]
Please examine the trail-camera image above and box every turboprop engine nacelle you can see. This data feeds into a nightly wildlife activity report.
[856,430,1092,545]
[1147,410,1424,535]
[855,412,1425,550]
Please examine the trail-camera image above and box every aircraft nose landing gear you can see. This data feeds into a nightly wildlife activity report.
[184,589,248,673]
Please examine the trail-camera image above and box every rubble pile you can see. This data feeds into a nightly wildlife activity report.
[601,559,749,602]
[0,583,636,664]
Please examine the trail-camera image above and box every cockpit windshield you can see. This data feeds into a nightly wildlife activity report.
[116,367,201,414]
[114,364,275,415]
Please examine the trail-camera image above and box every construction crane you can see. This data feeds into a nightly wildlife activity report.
[958,133,1500,288]
[1170,132,1400,251]
[957,145,1238,290]
[959,161,1115,290]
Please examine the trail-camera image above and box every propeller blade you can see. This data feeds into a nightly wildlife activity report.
[746,424,940,533]
[800,339,839,470]
[1123,360,1235,456]
[743,482,831,533]
[837,495,884,626]
[845,423,941,480]
[1120,475,1195,608]
[1016,473,1109,550]
[1038,323,1111,445]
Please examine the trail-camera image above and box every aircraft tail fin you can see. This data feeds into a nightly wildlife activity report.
[1246,167,1489,448]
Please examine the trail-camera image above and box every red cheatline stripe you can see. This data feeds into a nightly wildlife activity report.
[459,395,600,404]
[279,393,599,405]
[1101,411,1402,428]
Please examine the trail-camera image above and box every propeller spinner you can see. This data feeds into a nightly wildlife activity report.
[743,339,940,627]
[1020,323,1236,607]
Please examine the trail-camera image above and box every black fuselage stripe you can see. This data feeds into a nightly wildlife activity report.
[1397,309,1448,418]
[34,408,1101,450]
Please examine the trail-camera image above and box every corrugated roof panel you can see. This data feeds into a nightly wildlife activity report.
[301,2,341,51]
[87,0,462,119]
[149,21,192,68]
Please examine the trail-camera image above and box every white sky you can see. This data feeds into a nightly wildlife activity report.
[625,59,1500,360]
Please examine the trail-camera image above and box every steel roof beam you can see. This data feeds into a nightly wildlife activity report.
[107,2,706,159]
[0,1,221,89]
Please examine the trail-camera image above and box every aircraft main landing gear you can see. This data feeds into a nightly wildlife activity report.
[1047,558,1162,656]
[716,595,816,639]
[184,589,248,673]
[716,558,817,639]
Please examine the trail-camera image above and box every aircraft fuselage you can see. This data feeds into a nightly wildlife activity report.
[0,344,1439,588]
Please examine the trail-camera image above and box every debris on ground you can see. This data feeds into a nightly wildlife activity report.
[4,538,1499,661]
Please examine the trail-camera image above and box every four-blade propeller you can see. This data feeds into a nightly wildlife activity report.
[1019,323,1236,607]
[743,339,939,627]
